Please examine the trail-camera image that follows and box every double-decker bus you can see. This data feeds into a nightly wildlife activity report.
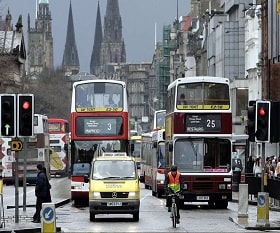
[140,129,166,197]
[165,76,232,209]
[130,135,141,169]
[70,79,129,205]
[48,118,70,176]
[152,110,166,131]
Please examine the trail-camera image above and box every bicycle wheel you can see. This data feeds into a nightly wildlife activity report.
[172,204,177,228]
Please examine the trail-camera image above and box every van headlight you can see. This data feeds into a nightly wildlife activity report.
[90,192,101,199]
[128,192,139,198]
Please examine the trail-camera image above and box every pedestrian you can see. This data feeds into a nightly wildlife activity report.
[164,165,184,224]
[32,164,50,223]
[265,157,275,178]
[43,167,52,202]
[275,157,280,178]
[253,157,262,177]
[245,155,254,174]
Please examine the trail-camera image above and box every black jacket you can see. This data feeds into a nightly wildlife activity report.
[35,171,49,198]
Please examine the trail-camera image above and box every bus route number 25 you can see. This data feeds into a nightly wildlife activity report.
[206,119,216,128]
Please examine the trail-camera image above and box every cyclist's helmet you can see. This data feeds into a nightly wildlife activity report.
[171,165,177,172]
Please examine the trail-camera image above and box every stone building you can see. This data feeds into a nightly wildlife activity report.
[0,13,26,93]
[90,0,126,78]
[28,0,53,75]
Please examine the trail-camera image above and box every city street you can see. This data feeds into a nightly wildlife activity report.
[1,177,280,232]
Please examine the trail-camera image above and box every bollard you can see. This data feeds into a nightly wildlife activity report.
[41,203,56,233]
[256,192,270,228]
[238,183,248,224]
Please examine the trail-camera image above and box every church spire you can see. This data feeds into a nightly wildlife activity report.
[90,1,103,75]
[103,0,122,42]
[62,1,80,76]
[100,0,126,69]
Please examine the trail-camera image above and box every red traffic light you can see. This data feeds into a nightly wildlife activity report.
[258,107,266,117]
[22,101,30,110]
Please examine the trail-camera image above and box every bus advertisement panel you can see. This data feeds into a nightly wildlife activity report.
[165,76,232,209]
[1,138,14,184]
[70,80,129,205]
[48,118,70,176]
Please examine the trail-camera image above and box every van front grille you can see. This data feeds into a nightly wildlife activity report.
[100,192,129,198]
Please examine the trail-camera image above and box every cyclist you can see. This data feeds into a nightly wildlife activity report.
[164,165,184,224]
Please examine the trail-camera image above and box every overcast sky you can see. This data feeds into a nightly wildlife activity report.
[1,0,191,73]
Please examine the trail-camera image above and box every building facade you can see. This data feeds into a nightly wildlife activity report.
[28,0,53,75]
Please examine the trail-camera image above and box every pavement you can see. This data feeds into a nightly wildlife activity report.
[230,191,280,231]
[0,176,71,233]
[1,180,280,232]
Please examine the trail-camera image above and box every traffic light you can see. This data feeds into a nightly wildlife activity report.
[255,100,270,142]
[17,94,34,137]
[247,100,256,142]
[0,94,16,137]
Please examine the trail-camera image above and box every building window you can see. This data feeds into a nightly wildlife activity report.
[236,88,248,116]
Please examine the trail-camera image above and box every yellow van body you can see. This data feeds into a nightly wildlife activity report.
[89,153,140,221]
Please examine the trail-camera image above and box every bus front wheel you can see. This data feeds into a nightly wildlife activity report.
[215,200,228,209]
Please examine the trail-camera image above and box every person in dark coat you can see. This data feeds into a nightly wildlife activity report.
[43,166,52,202]
[32,164,49,223]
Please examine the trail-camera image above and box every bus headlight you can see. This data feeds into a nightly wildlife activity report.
[227,183,232,190]
[219,184,226,190]
[157,180,164,185]
[183,183,188,190]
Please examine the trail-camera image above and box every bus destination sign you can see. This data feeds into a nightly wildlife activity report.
[185,114,221,133]
[76,117,122,136]
[84,118,117,135]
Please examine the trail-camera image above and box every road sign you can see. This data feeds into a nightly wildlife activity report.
[42,203,56,233]
[11,140,23,151]
[42,206,54,223]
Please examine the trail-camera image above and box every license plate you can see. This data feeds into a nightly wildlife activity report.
[196,196,209,201]
[107,201,122,207]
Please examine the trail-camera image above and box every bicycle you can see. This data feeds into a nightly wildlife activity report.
[168,192,180,228]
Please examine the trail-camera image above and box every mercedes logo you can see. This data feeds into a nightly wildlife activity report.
[112,192,117,198]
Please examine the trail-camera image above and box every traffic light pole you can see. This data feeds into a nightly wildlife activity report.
[23,138,28,211]
[14,150,19,223]
[261,142,265,192]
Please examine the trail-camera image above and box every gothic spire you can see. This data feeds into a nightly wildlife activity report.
[103,0,122,42]
[90,1,103,75]
[62,1,80,75]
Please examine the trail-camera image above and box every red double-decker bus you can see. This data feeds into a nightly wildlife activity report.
[48,118,70,176]
[165,76,232,209]
[70,80,129,205]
